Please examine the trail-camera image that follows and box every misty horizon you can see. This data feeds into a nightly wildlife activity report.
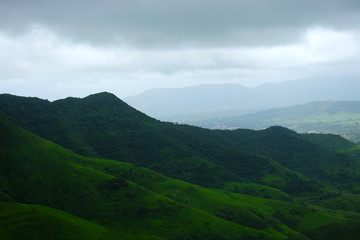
[1,1,360,100]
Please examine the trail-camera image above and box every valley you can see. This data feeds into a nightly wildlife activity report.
[191,101,360,143]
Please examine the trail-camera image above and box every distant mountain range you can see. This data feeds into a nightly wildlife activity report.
[191,101,360,143]
[125,76,360,122]
[2,92,360,239]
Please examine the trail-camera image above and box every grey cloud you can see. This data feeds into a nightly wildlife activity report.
[1,0,360,48]
[1,0,360,101]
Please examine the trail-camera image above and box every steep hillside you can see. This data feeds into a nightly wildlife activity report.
[2,112,360,239]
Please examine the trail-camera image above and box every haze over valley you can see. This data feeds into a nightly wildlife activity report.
[125,75,360,121]
[125,75,360,143]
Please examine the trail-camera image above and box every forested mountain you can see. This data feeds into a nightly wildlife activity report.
[2,103,360,239]
[124,76,360,121]
[194,101,360,143]
[1,93,360,196]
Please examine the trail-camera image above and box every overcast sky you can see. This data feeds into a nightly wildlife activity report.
[1,0,360,100]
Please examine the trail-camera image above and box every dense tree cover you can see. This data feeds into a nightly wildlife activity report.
[212,126,360,190]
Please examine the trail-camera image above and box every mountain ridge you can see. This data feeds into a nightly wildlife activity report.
[124,76,360,121]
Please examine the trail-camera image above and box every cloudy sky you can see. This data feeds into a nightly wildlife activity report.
[1,0,360,100]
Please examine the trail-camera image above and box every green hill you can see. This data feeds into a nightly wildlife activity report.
[0,112,275,239]
[211,126,360,191]
[2,111,360,239]
[0,93,313,195]
[1,93,359,196]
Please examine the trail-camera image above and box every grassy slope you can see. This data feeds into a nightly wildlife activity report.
[92,158,360,239]
[0,202,157,240]
[1,93,356,198]
[2,113,360,239]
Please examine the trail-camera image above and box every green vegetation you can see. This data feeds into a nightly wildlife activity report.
[2,93,360,196]
[217,126,360,191]
[0,113,277,239]
[299,133,356,152]
[0,202,154,240]
[1,93,360,239]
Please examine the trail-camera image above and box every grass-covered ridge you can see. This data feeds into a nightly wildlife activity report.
[2,111,360,239]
